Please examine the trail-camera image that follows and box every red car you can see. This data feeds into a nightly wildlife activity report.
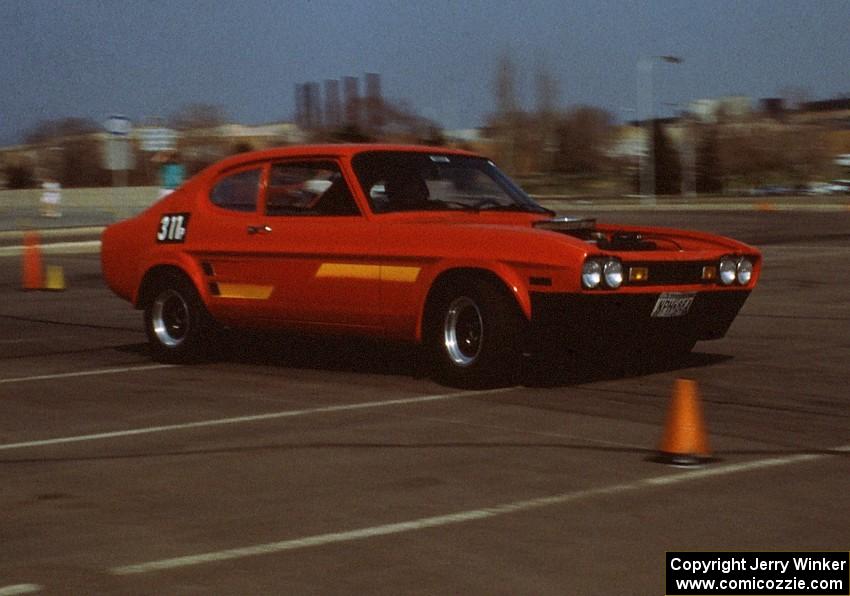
[101,144,761,385]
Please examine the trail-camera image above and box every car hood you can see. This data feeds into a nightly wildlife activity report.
[380,211,758,262]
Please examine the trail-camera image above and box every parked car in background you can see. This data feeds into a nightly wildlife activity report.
[830,180,850,194]
[806,181,850,195]
[806,182,835,195]
[749,185,791,197]
[101,144,761,386]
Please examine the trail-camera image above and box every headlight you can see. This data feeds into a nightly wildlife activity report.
[719,256,737,285]
[603,259,623,288]
[582,260,602,289]
[737,258,753,285]
[583,258,623,289]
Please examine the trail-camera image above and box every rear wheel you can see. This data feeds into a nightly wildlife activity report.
[424,277,524,387]
[144,275,217,363]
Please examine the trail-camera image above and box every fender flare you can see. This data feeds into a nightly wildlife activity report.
[415,263,531,342]
[134,252,206,309]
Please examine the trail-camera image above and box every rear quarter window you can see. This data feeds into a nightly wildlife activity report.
[210,169,261,212]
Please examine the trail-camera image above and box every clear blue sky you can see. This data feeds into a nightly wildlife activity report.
[1,0,848,144]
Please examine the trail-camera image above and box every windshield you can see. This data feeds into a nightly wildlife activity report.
[351,151,551,215]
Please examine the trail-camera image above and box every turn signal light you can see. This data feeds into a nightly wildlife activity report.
[701,265,718,282]
[628,267,649,282]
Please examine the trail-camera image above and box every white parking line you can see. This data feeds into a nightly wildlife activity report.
[0,388,511,451]
[0,364,176,385]
[0,585,42,596]
[111,445,849,576]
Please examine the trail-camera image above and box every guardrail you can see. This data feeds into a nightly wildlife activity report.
[1,187,848,232]
[0,187,162,231]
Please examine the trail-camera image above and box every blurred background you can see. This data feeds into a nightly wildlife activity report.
[1,0,849,227]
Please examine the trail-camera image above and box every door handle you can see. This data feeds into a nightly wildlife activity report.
[247,225,272,235]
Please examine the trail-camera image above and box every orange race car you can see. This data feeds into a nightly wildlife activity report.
[101,144,761,385]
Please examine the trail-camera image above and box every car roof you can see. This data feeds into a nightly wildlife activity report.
[209,143,482,174]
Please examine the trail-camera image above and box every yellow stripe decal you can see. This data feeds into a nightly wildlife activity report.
[316,263,420,283]
[381,266,421,283]
[216,283,274,300]
[316,263,381,280]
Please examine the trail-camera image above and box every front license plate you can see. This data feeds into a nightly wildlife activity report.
[651,292,696,318]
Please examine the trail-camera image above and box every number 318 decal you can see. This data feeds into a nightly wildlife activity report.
[157,213,190,243]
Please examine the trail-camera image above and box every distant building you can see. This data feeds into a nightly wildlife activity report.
[792,98,850,161]
[324,80,341,129]
[687,96,752,123]
[609,124,646,160]
[444,129,482,144]
[758,98,785,120]
[0,121,305,188]
[343,76,360,128]
[209,123,304,147]
[443,128,493,153]
[795,98,850,128]
[365,73,384,130]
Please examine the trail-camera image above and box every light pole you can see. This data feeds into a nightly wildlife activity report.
[682,110,697,198]
[638,55,683,203]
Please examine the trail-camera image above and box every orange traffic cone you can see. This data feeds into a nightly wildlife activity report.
[21,231,44,291]
[655,378,712,466]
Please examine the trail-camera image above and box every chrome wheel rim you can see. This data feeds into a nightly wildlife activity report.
[151,289,189,347]
[443,296,483,366]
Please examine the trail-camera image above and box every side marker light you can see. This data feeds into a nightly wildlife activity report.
[629,267,649,282]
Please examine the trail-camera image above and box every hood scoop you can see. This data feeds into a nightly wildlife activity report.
[534,217,659,250]
[597,231,658,251]
[533,216,596,232]
[533,216,597,240]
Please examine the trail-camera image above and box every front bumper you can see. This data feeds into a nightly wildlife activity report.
[529,290,751,352]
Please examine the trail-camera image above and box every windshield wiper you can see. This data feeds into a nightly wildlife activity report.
[399,200,551,214]
[473,202,550,214]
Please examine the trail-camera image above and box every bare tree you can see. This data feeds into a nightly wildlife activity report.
[534,60,559,116]
[554,106,616,176]
[490,52,522,172]
[168,103,228,131]
[169,104,230,174]
[695,124,723,193]
[316,96,438,144]
[534,59,560,173]
[23,117,106,187]
[781,124,831,185]
[779,86,811,112]
[494,52,520,117]
[718,116,830,190]
[24,117,99,144]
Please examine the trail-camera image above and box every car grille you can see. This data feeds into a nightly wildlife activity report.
[626,261,712,285]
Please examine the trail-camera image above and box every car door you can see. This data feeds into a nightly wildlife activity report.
[187,162,282,326]
[242,158,384,331]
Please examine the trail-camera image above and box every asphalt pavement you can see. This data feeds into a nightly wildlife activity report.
[0,207,848,595]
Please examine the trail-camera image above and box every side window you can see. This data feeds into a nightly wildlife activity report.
[210,169,261,212]
[266,161,359,216]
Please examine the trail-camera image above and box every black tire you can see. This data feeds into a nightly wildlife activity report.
[424,277,525,387]
[143,274,217,363]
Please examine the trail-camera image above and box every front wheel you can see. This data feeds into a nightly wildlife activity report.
[424,278,524,387]
[144,275,217,363]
